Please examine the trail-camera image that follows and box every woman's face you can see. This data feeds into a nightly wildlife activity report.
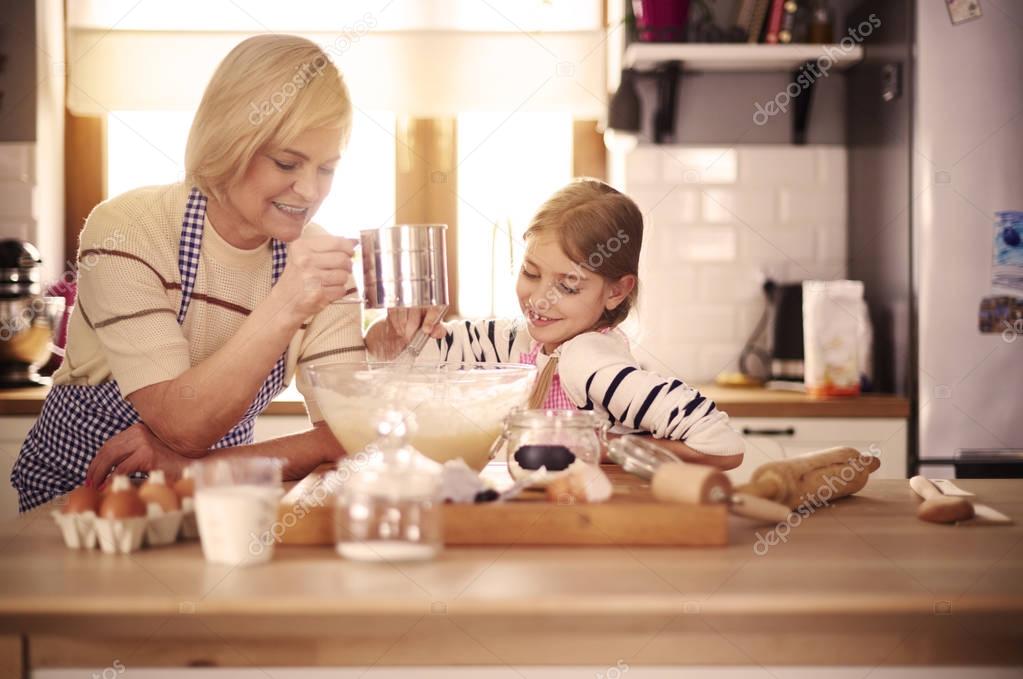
[224,126,342,245]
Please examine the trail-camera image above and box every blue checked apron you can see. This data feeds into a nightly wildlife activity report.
[11,188,289,512]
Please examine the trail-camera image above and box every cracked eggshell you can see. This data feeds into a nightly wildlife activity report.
[546,463,613,504]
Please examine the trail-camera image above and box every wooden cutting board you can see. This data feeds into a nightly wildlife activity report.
[276,462,728,547]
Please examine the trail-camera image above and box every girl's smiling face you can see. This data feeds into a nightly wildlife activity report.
[516,234,635,353]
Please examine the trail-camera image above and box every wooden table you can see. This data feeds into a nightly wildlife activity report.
[1,480,1020,673]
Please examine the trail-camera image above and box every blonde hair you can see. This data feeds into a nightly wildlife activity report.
[185,35,353,203]
[523,179,644,409]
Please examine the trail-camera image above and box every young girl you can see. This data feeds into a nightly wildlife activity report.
[367,179,744,468]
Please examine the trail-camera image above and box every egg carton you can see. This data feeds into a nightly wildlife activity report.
[53,503,196,554]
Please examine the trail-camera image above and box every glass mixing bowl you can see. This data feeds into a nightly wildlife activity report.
[305,361,537,471]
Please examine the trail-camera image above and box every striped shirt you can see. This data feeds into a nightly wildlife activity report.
[416,319,745,456]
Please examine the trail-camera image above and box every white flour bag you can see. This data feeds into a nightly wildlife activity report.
[802,280,867,397]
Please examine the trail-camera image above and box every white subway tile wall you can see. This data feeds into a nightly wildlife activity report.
[0,143,37,244]
[624,144,848,383]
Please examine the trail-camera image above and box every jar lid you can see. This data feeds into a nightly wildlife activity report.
[505,408,605,430]
[344,409,442,500]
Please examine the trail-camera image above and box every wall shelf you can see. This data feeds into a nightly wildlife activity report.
[623,43,864,72]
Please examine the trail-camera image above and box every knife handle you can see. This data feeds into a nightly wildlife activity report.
[909,475,943,501]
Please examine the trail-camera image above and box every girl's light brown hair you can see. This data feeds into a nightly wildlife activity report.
[185,35,352,203]
[523,178,644,329]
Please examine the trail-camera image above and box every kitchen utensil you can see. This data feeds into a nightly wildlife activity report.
[190,457,284,566]
[929,478,976,496]
[359,224,448,360]
[909,476,974,523]
[0,239,66,387]
[334,409,444,562]
[607,433,684,478]
[734,446,880,510]
[608,436,792,523]
[909,475,1013,525]
[305,360,536,471]
[651,463,792,523]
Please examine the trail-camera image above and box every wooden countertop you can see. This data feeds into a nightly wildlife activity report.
[1,479,1019,669]
[0,384,910,419]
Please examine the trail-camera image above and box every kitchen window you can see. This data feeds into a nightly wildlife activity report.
[68,0,608,318]
[456,112,574,319]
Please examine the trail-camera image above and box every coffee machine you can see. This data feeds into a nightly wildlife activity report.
[0,240,65,387]
[738,279,805,386]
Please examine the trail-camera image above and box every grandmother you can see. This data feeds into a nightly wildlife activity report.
[11,35,364,512]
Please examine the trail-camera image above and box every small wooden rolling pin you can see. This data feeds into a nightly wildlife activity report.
[734,446,881,510]
[651,463,792,523]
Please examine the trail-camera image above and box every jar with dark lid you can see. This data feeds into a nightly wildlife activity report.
[494,409,607,486]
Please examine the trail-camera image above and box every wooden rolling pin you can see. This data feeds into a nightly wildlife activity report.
[734,447,880,510]
[651,463,792,523]
[909,475,975,524]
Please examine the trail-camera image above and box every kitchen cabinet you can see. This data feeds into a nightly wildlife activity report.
[0,416,33,518]
[728,416,907,484]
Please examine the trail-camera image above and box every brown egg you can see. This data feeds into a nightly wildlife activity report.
[99,475,146,519]
[173,476,195,499]
[139,471,180,512]
[62,485,101,514]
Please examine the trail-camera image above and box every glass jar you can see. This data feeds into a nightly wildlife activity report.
[494,409,607,485]
[334,410,443,562]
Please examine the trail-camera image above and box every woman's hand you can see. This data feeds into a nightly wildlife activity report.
[85,423,200,488]
[364,306,446,360]
[271,235,357,322]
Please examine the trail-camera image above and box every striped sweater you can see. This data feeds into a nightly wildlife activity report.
[416,319,745,456]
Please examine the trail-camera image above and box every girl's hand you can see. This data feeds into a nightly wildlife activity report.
[272,235,357,322]
[365,306,446,359]
[85,423,199,488]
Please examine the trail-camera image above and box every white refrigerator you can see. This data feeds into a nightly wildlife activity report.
[913,0,1023,476]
